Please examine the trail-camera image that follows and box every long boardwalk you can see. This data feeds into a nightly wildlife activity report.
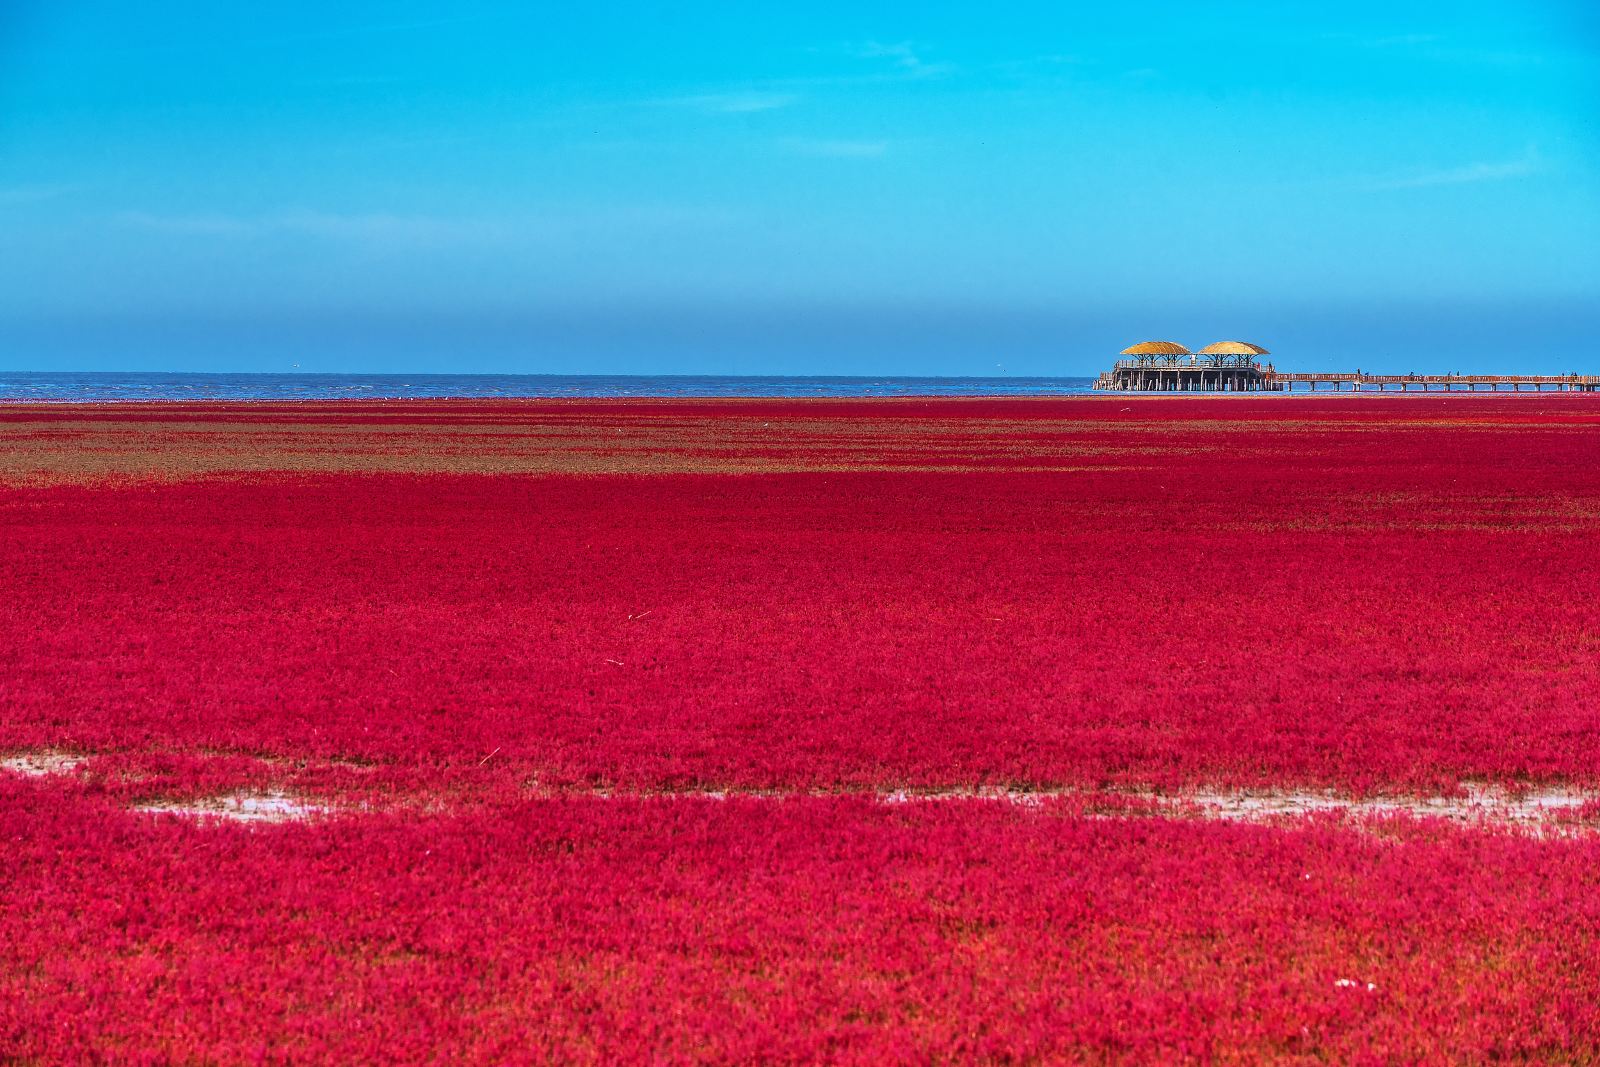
[1095,366,1600,392]
[1095,341,1599,392]
[1273,372,1599,392]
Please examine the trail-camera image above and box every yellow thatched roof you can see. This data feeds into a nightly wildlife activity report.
[1120,341,1191,355]
[1198,341,1270,355]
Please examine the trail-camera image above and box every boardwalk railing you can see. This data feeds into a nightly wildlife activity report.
[1268,372,1600,392]
[1094,363,1600,393]
[1108,358,1255,371]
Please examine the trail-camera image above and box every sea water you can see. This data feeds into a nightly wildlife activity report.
[0,372,1098,402]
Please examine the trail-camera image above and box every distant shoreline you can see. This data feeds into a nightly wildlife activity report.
[2,370,1594,403]
[3,393,1596,411]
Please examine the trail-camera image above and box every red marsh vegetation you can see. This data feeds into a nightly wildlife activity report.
[3,396,1599,1062]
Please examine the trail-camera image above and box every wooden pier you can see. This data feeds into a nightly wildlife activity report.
[1094,340,1599,393]
[1096,366,1600,393]
[1096,359,1276,392]
[1270,372,1599,392]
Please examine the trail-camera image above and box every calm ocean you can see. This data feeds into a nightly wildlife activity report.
[0,372,1097,402]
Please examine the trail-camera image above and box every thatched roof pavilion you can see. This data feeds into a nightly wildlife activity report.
[1120,341,1191,356]
[1100,338,1274,391]
[1194,340,1270,369]
[1198,341,1270,356]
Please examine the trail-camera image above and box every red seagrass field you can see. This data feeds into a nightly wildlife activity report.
[4,396,1600,1063]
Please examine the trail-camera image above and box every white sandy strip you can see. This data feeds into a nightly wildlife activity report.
[99,785,1600,830]
[0,753,328,824]
[592,784,1596,827]
[1,751,88,777]
[3,752,1594,828]
[133,790,328,824]
[1176,785,1589,823]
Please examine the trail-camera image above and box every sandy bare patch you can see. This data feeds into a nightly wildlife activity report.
[133,790,328,824]
[6,758,1577,831]
[574,784,1596,829]
[886,784,1594,825]
[1,751,88,777]
[1172,785,1590,824]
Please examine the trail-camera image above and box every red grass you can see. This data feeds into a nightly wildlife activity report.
[4,399,1598,794]
[3,397,1600,1062]
[6,781,1600,1064]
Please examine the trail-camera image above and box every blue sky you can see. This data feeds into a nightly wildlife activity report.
[1,1,1596,374]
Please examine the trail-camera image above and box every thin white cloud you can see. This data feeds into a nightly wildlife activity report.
[0,183,80,206]
[987,53,1083,78]
[278,211,500,242]
[295,74,411,90]
[1366,33,1442,48]
[117,209,490,242]
[1364,151,1542,190]
[651,91,800,114]
[118,211,252,236]
[854,41,921,66]
[844,40,954,80]
[780,137,890,159]
[115,205,740,243]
